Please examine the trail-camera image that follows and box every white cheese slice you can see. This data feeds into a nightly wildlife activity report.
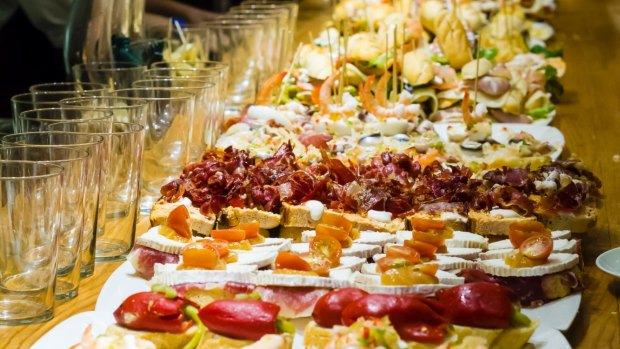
[150,264,257,285]
[254,271,353,289]
[478,253,579,277]
[301,230,397,247]
[349,271,453,295]
[445,231,489,249]
[291,242,382,259]
[353,269,464,285]
[371,253,476,271]
[136,226,193,254]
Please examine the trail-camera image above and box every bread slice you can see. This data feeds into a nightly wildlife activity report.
[150,199,215,236]
[105,324,196,349]
[220,207,281,229]
[406,211,468,231]
[343,213,406,233]
[278,226,306,242]
[468,210,536,236]
[538,206,597,233]
[280,202,319,228]
[198,333,292,349]
[303,321,336,349]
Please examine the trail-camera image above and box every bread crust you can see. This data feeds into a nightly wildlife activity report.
[538,206,597,233]
[150,199,215,236]
[468,210,536,236]
[280,202,320,228]
[222,207,282,229]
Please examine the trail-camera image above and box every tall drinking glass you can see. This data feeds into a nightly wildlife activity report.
[72,61,147,90]
[0,161,63,325]
[1,132,106,279]
[201,21,265,111]
[29,82,108,95]
[18,108,112,133]
[0,147,89,300]
[131,79,217,156]
[47,121,145,261]
[59,96,149,125]
[110,89,194,211]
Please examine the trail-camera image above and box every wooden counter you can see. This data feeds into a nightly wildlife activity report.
[1,0,619,347]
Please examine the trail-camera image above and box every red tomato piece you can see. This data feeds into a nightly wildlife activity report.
[519,234,553,261]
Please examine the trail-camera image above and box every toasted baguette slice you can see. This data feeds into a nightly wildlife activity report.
[343,213,406,233]
[221,207,281,229]
[150,199,215,236]
[105,324,196,349]
[198,332,292,349]
[303,321,336,349]
[278,226,306,242]
[538,206,597,233]
[468,210,536,236]
[280,202,319,228]
[407,211,468,231]
[451,319,539,349]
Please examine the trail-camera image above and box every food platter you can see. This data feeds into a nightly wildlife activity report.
[32,310,571,349]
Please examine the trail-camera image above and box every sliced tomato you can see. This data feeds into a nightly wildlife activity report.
[416,263,439,276]
[310,235,342,266]
[316,223,349,241]
[182,244,220,269]
[385,245,421,264]
[194,238,229,257]
[300,252,331,276]
[519,234,553,261]
[508,221,549,248]
[411,218,445,232]
[275,251,312,272]
[211,229,246,242]
[235,221,260,239]
[321,211,353,232]
[404,240,438,258]
[166,205,191,238]
[412,230,445,246]
[376,257,413,273]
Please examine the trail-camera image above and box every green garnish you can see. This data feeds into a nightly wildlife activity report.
[429,140,444,149]
[510,306,532,327]
[539,65,564,102]
[151,284,177,299]
[530,45,563,58]
[539,65,558,80]
[527,105,556,119]
[475,47,499,61]
[368,52,394,69]
[182,305,206,349]
[276,318,296,335]
[431,54,449,64]
[234,291,262,301]
[344,85,358,96]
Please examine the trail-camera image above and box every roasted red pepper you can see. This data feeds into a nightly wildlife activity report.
[198,300,280,341]
[436,282,512,329]
[341,294,448,344]
[312,288,368,328]
[113,292,193,333]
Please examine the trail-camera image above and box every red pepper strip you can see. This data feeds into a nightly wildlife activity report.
[113,292,193,333]
[198,300,280,341]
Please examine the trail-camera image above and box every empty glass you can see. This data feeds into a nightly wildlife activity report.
[29,82,108,96]
[1,132,106,279]
[72,61,147,90]
[201,21,265,111]
[132,78,217,156]
[0,161,63,325]
[111,88,194,211]
[18,108,112,133]
[47,121,145,261]
[59,96,149,125]
[0,146,89,300]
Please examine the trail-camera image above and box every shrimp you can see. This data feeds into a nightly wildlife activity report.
[359,73,421,119]
[255,71,287,105]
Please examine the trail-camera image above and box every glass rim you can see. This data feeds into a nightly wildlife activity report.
[150,60,228,70]
[132,78,216,90]
[47,121,145,135]
[29,81,109,93]
[217,13,280,22]
[200,21,265,29]
[18,107,113,122]
[145,67,225,77]
[0,145,91,163]
[59,96,150,110]
[72,61,147,72]
[0,160,64,180]
[1,131,105,147]
[111,88,197,101]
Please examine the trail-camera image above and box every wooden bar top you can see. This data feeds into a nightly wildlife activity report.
[1,0,619,347]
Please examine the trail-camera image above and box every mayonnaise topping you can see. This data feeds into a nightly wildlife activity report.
[489,209,521,218]
[304,200,324,221]
[368,210,392,223]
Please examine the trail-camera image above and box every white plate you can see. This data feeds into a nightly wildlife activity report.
[433,123,564,160]
[32,311,107,349]
[95,261,150,324]
[35,310,571,349]
[596,246,620,278]
[522,292,582,331]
